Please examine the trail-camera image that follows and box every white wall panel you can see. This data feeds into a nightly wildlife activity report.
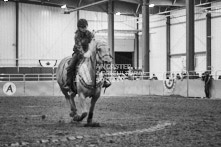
[150,27,166,77]
[171,54,206,74]
[170,9,186,55]
[0,2,16,67]
[211,14,221,72]
[170,56,185,72]
[170,9,186,72]
[195,20,206,52]
[115,39,134,52]
[170,23,186,55]
[115,15,137,30]
[195,54,206,73]
[19,3,77,66]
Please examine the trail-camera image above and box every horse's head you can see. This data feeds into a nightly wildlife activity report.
[94,40,113,64]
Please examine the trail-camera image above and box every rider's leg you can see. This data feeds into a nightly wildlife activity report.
[64,52,79,91]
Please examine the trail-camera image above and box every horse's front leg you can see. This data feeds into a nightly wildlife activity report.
[72,92,88,122]
[85,96,100,127]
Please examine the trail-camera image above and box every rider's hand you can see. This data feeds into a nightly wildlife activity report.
[84,50,91,58]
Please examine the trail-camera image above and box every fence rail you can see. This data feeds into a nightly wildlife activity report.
[0,74,56,81]
[1,71,221,82]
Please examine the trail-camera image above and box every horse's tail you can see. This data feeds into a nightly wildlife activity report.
[56,56,72,87]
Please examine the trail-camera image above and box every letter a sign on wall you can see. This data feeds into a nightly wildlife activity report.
[3,82,16,96]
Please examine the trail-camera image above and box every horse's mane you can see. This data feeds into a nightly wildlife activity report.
[84,39,108,58]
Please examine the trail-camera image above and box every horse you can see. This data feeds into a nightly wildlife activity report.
[56,39,113,126]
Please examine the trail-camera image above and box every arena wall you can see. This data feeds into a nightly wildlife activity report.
[0,80,220,99]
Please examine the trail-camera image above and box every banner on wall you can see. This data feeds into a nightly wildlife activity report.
[39,59,57,67]
[163,78,176,93]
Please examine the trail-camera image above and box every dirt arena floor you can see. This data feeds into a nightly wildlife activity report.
[0,95,221,147]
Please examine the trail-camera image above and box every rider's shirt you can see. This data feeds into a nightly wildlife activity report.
[73,30,94,54]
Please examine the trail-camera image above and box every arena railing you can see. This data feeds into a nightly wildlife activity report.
[110,70,220,81]
[0,74,56,82]
[1,70,221,82]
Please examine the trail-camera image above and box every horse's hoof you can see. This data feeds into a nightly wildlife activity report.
[84,122,100,127]
[69,112,76,117]
[72,112,87,122]
[72,114,81,122]
[81,112,87,120]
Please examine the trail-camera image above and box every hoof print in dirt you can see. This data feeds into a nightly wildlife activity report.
[41,115,46,120]
[70,120,81,125]
[84,122,100,127]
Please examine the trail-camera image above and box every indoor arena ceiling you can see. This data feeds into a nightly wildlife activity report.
[7,0,221,15]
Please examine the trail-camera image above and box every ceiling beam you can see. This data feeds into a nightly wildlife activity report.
[116,0,141,4]
[149,0,185,6]
[65,0,109,13]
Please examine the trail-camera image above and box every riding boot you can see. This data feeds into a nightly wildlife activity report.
[102,78,111,88]
[64,53,79,92]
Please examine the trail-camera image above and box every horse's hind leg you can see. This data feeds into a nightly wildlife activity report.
[61,89,77,117]
[69,92,78,117]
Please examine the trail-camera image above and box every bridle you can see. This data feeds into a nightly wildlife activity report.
[96,48,113,64]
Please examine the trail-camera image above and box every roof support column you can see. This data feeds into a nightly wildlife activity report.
[206,8,211,72]
[142,0,149,72]
[16,2,19,67]
[108,0,115,64]
[135,15,139,69]
[77,11,79,21]
[135,32,139,69]
[166,14,171,72]
[186,0,195,73]
[77,0,82,22]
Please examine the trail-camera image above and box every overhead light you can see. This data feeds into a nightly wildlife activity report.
[4,0,9,1]
[149,4,155,7]
[61,4,67,9]
[116,12,121,15]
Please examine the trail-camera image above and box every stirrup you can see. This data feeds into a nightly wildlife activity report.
[102,79,111,88]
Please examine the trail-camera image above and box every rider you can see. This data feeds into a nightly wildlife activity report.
[64,19,111,93]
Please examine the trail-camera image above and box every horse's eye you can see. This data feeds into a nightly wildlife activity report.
[97,48,101,51]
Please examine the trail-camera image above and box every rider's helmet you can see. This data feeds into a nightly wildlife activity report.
[77,19,88,28]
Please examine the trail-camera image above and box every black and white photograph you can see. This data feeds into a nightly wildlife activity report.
[0,0,221,146]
